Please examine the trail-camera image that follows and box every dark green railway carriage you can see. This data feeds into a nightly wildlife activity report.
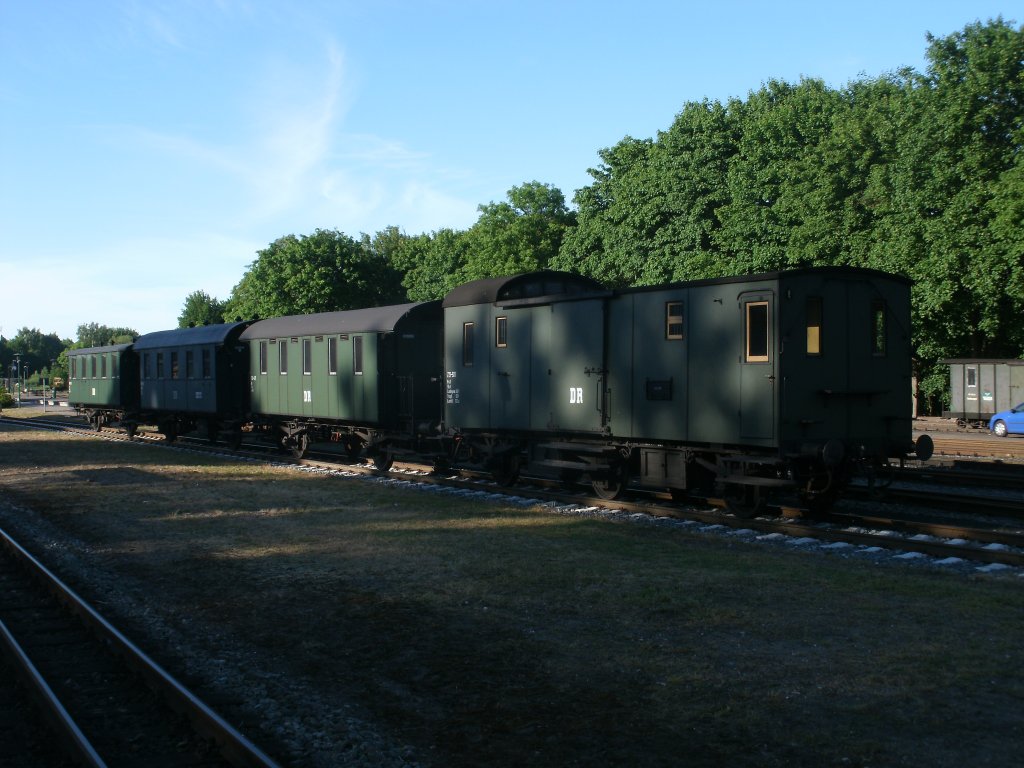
[67,343,139,430]
[133,322,250,440]
[442,271,610,480]
[607,267,921,503]
[443,267,924,504]
[239,301,443,463]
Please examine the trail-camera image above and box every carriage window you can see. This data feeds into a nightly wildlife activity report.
[745,302,769,362]
[495,317,508,348]
[966,366,977,387]
[259,342,268,374]
[100,355,107,378]
[328,337,338,375]
[871,301,887,356]
[112,354,119,378]
[353,336,363,375]
[280,342,288,375]
[185,351,194,379]
[302,339,312,375]
[143,353,151,379]
[806,297,822,356]
[463,322,475,366]
[170,352,179,380]
[156,353,165,378]
[666,301,684,340]
[202,349,212,378]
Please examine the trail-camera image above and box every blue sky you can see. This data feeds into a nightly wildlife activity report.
[0,1,1015,340]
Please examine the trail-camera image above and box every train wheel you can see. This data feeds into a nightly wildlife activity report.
[125,423,138,439]
[591,464,627,500]
[91,412,103,431]
[373,450,394,472]
[722,483,767,518]
[291,432,310,459]
[343,439,362,462]
[492,454,520,487]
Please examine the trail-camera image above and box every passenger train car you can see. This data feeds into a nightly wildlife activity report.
[68,266,931,510]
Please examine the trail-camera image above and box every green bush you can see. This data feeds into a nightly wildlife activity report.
[0,386,14,408]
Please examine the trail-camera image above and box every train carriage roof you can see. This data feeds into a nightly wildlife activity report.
[67,342,134,356]
[134,321,250,350]
[239,301,440,340]
[442,270,606,308]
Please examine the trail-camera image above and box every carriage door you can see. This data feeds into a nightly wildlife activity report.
[531,299,606,433]
[964,365,979,419]
[739,294,775,440]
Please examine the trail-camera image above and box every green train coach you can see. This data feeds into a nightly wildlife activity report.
[239,302,443,467]
[67,343,138,431]
[442,267,932,507]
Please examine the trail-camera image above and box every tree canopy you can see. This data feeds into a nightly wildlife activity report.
[224,228,406,320]
[178,290,226,328]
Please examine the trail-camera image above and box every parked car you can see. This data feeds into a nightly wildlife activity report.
[989,403,1024,437]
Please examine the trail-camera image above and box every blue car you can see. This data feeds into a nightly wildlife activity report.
[989,403,1024,437]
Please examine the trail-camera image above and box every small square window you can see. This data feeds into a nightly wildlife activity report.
[495,316,508,348]
[665,302,684,340]
[463,322,475,366]
[806,297,822,356]
[353,336,364,375]
[745,302,769,363]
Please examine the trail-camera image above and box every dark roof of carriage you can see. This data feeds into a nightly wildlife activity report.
[441,271,606,308]
[240,301,440,340]
[134,321,250,350]
[67,342,134,356]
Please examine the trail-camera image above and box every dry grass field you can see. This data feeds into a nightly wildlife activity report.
[1,418,1022,767]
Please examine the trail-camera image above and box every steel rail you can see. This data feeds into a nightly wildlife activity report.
[0,617,106,767]
[0,526,282,768]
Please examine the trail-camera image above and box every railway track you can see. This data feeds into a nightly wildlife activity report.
[5,414,1024,569]
[0,524,282,768]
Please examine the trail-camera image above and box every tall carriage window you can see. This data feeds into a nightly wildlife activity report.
[806,297,823,356]
[100,355,107,378]
[871,300,887,356]
[966,366,977,387]
[665,301,684,340]
[143,353,152,379]
[463,322,475,367]
[259,341,268,375]
[279,342,288,375]
[745,301,770,363]
[202,349,212,378]
[112,354,118,378]
[185,351,194,379]
[170,352,179,380]
[90,355,97,378]
[495,316,508,348]
[302,339,312,375]
[328,337,338,375]
[156,353,165,379]
[353,336,364,375]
